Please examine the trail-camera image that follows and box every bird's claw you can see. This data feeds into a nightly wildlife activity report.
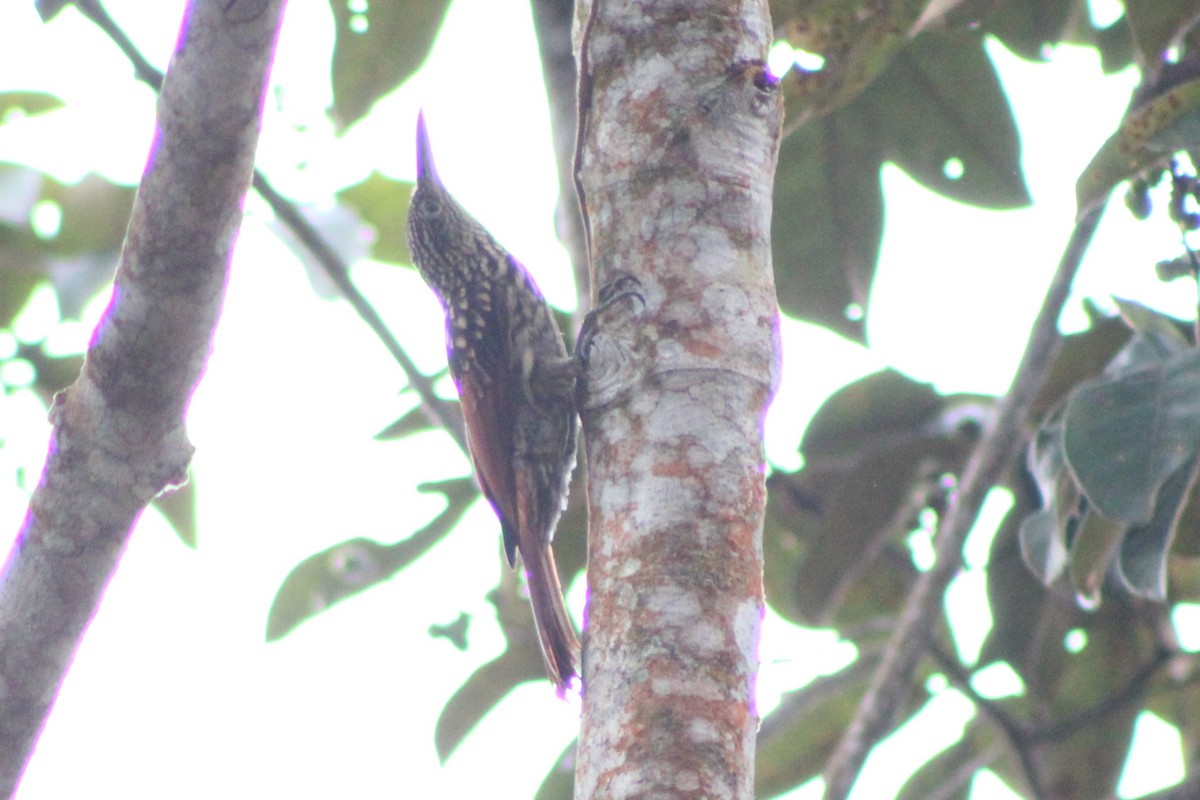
[576,273,645,364]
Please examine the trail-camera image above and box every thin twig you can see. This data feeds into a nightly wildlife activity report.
[1030,645,1171,743]
[73,0,467,453]
[924,742,1002,800]
[822,205,1106,799]
[250,172,466,448]
[530,0,590,323]
[74,0,162,88]
[925,641,1045,800]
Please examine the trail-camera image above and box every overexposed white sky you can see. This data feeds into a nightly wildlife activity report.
[0,1,1194,798]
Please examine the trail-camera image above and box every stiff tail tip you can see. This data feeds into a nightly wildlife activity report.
[525,545,582,697]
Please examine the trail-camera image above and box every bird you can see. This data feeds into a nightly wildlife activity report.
[406,111,581,692]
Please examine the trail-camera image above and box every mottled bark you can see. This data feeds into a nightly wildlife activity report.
[573,1,783,798]
[0,0,285,792]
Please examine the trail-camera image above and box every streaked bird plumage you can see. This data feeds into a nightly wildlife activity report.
[406,112,580,691]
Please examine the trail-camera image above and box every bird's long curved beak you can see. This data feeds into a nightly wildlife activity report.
[415,110,440,185]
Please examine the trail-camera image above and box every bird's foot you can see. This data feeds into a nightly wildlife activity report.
[575,273,646,410]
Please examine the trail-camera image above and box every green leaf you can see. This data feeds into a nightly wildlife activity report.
[434,646,543,762]
[770,371,984,626]
[265,477,475,640]
[1029,304,1130,419]
[754,656,879,798]
[875,30,1030,209]
[801,370,945,459]
[971,0,1074,62]
[374,398,434,440]
[34,0,71,22]
[152,477,198,548]
[1116,456,1198,600]
[1111,297,1191,357]
[776,0,925,122]
[38,172,136,256]
[1028,607,1150,796]
[1156,254,1197,282]
[1168,476,1200,557]
[1016,417,1085,585]
[0,167,130,321]
[420,472,585,760]
[0,91,64,120]
[984,531,1157,796]
[1094,19,1135,74]
[1076,76,1200,217]
[1144,678,1200,752]
[427,612,471,650]
[774,31,1028,339]
[1062,348,1200,523]
[781,448,924,627]
[265,537,399,641]
[20,346,83,405]
[894,724,989,800]
[437,559,562,761]
[773,106,880,341]
[755,647,940,798]
[337,172,413,265]
[1019,508,1070,586]
[981,506,1073,684]
[763,468,824,625]
[534,741,576,800]
[1125,0,1200,63]
[1024,420,1066,506]
[0,273,43,330]
[330,0,452,130]
[1067,509,1125,607]
[954,0,1129,72]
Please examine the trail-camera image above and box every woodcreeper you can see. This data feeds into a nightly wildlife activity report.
[406,113,580,691]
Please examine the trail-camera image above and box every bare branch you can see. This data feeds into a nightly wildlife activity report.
[1030,646,1172,743]
[822,205,1106,799]
[0,0,285,792]
[531,0,590,319]
[74,0,163,89]
[73,0,467,453]
[926,641,1046,800]
[250,171,466,449]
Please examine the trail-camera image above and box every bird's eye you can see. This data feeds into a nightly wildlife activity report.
[418,195,442,216]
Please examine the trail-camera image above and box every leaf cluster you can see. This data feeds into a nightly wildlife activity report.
[754,1,1200,797]
[1020,299,1200,606]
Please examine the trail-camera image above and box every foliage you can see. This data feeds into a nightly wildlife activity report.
[774,26,1031,340]
[6,0,1200,799]
[758,1,1200,798]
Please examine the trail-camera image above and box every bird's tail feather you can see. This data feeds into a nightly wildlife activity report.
[524,543,580,695]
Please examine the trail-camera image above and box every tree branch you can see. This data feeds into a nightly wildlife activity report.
[0,1,285,792]
[1030,645,1172,743]
[925,641,1045,800]
[73,0,467,453]
[822,205,1106,799]
[530,0,590,319]
[249,171,466,449]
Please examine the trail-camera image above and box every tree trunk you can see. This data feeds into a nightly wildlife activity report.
[573,1,783,797]
[0,1,285,793]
